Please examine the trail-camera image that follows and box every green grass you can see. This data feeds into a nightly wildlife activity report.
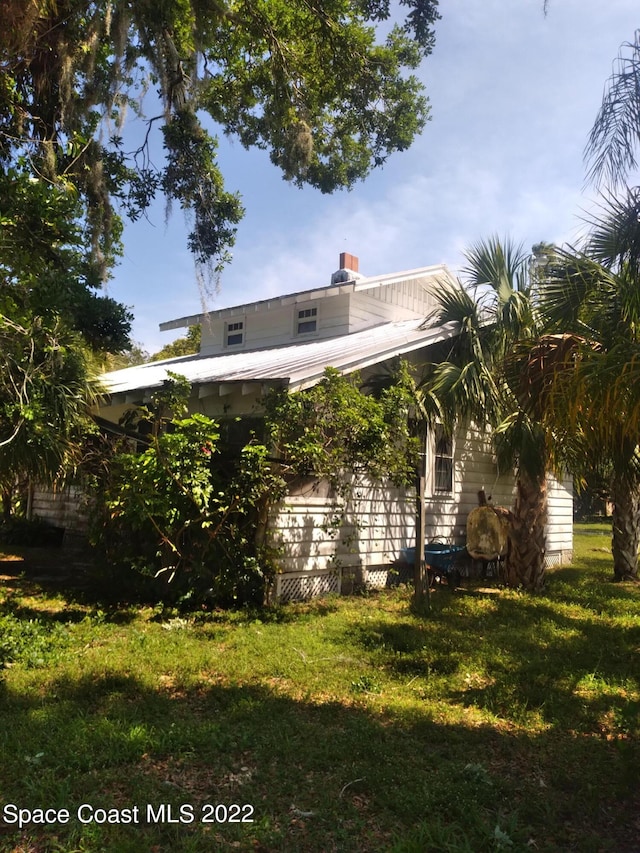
[0,525,638,852]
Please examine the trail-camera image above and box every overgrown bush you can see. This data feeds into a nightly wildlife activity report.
[90,366,418,608]
[91,414,285,608]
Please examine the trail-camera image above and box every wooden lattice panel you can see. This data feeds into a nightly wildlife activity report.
[276,570,340,602]
[365,569,389,589]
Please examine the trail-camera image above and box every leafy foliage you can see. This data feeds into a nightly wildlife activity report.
[150,325,201,362]
[96,413,280,606]
[264,366,418,489]
[0,168,132,353]
[0,314,100,516]
[0,0,440,274]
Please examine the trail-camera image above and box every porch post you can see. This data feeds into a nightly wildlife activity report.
[413,420,429,609]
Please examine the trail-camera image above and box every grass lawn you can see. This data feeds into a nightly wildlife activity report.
[0,524,638,852]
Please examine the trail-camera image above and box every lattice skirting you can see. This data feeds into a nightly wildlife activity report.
[364,569,389,589]
[275,570,341,602]
[274,551,573,601]
[544,550,573,568]
[365,564,414,589]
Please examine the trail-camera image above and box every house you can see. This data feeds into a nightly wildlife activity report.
[91,253,573,599]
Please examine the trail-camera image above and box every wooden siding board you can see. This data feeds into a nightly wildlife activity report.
[201,295,353,353]
[31,486,90,533]
[270,423,573,577]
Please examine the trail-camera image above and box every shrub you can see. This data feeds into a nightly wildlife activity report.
[91,366,418,608]
[91,413,285,608]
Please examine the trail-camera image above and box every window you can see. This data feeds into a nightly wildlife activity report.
[434,424,453,494]
[225,320,244,347]
[296,306,317,335]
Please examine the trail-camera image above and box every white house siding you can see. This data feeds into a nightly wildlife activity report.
[200,294,352,355]
[269,424,573,599]
[269,483,417,600]
[348,277,436,332]
[31,485,90,536]
[545,474,574,564]
[423,423,516,543]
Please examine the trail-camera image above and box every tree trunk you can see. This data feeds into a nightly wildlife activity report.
[413,421,429,609]
[413,469,428,609]
[1,485,12,522]
[504,470,547,591]
[610,472,640,581]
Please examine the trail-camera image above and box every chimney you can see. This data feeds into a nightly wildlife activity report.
[339,252,359,273]
[331,251,362,285]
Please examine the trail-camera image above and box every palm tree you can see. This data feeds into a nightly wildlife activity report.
[534,192,640,581]
[423,237,551,591]
[0,314,101,519]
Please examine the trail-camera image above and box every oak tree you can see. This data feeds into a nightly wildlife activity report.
[1,0,440,275]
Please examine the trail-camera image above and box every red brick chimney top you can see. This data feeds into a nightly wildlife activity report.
[339,252,359,272]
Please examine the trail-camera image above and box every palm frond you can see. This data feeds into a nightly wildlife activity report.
[585,189,640,271]
[540,196,640,344]
[498,288,537,343]
[540,247,617,335]
[420,358,502,429]
[585,30,640,188]
[425,277,484,329]
[461,236,528,302]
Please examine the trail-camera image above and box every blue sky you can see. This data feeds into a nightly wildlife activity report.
[106,0,639,353]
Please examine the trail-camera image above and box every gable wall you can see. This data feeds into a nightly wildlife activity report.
[200,294,352,355]
[197,274,440,355]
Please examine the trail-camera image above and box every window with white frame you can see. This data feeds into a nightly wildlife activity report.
[434,423,454,494]
[225,320,244,347]
[296,305,318,335]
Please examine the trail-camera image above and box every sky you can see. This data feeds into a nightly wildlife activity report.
[104,0,640,354]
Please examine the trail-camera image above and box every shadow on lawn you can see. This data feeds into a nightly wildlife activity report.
[347,589,640,736]
[0,547,345,627]
[0,544,167,619]
[0,672,638,853]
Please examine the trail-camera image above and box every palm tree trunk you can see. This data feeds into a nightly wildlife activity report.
[610,472,640,581]
[504,471,547,591]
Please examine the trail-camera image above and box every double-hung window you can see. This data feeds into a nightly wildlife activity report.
[434,424,454,494]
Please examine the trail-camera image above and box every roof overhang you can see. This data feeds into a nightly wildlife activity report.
[100,318,459,402]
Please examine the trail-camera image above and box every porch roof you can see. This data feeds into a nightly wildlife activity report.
[101,318,456,397]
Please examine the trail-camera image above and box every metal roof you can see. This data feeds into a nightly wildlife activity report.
[101,319,456,397]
